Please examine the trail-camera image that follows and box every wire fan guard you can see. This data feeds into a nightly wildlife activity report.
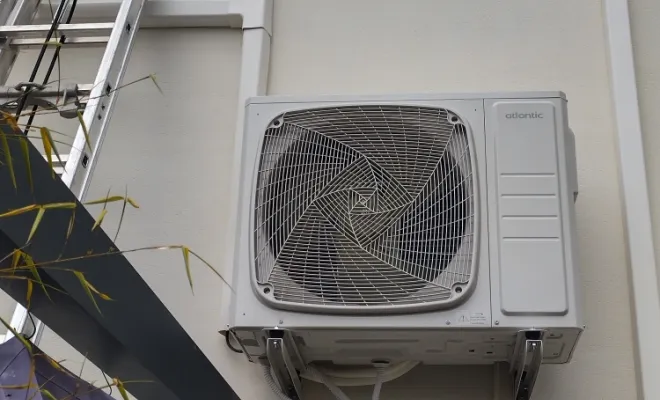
[253,105,477,312]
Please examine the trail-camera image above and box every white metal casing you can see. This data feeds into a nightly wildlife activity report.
[229,92,583,367]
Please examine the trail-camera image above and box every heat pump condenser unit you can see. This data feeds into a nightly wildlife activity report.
[227,92,583,400]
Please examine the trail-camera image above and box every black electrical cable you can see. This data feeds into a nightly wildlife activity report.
[22,0,79,135]
[25,311,36,340]
[225,331,243,353]
[14,0,70,120]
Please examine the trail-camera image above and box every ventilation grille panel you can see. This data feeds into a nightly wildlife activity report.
[253,105,477,312]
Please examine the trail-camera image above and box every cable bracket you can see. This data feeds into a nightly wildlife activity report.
[0,82,91,118]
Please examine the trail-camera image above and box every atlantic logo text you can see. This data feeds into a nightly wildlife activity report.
[505,112,544,119]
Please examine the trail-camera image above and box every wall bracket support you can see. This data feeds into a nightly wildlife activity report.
[510,330,546,400]
[265,329,306,400]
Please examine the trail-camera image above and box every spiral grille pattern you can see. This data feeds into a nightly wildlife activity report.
[254,105,475,309]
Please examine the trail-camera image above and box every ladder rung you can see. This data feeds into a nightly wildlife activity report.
[0,83,92,99]
[42,153,68,176]
[0,22,113,39]
[10,36,110,48]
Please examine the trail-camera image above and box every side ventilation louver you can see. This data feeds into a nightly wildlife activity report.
[253,105,477,313]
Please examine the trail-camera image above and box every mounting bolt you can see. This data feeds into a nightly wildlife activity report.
[494,320,500,325]
[279,320,284,324]
[445,320,451,325]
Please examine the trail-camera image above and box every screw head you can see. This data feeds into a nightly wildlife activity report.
[445,320,451,325]
[494,320,500,325]
[279,320,284,324]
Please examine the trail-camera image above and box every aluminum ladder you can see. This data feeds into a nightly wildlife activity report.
[0,0,146,344]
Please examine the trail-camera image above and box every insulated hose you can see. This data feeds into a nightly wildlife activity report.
[263,364,351,400]
[264,361,419,399]
[301,361,419,386]
[304,365,351,400]
[371,363,388,400]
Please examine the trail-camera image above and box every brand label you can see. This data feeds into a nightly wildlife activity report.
[505,112,544,119]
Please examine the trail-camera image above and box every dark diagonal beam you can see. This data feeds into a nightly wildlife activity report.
[0,120,239,400]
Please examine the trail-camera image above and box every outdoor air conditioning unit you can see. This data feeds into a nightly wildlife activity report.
[227,92,583,400]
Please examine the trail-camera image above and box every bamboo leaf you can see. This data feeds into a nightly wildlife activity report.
[48,359,64,372]
[73,271,102,314]
[18,136,32,192]
[0,245,21,266]
[127,197,139,208]
[36,354,65,373]
[79,351,88,377]
[115,187,129,242]
[149,74,164,95]
[0,127,16,188]
[115,379,130,400]
[0,275,64,297]
[28,357,35,400]
[182,246,193,293]
[40,127,65,174]
[10,250,20,272]
[0,316,31,353]
[92,208,107,231]
[1,111,19,131]
[83,279,112,301]
[0,384,32,389]
[40,127,54,178]
[0,275,32,281]
[101,187,111,215]
[21,133,72,148]
[189,248,233,291]
[22,253,50,301]
[84,195,123,205]
[84,195,138,206]
[40,389,57,400]
[27,207,45,243]
[111,379,152,384]
[76,110,92,151]
[43,202,76,209]
[43,41,62,47]
[66,210,75,240]
[26,279,33,308]
[0,204,37,218]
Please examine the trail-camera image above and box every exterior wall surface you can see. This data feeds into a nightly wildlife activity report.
[630,0,660,289]
[0,0,642,399]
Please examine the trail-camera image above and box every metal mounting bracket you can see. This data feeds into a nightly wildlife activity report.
[0,83,91,118]
[510,329,546,400]
[264,329,306,400]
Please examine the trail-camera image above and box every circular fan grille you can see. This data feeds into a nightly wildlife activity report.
[253,105,476,309]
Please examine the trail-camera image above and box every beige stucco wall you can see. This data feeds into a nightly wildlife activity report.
[0,0,642,399]
[630,0,660,287]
